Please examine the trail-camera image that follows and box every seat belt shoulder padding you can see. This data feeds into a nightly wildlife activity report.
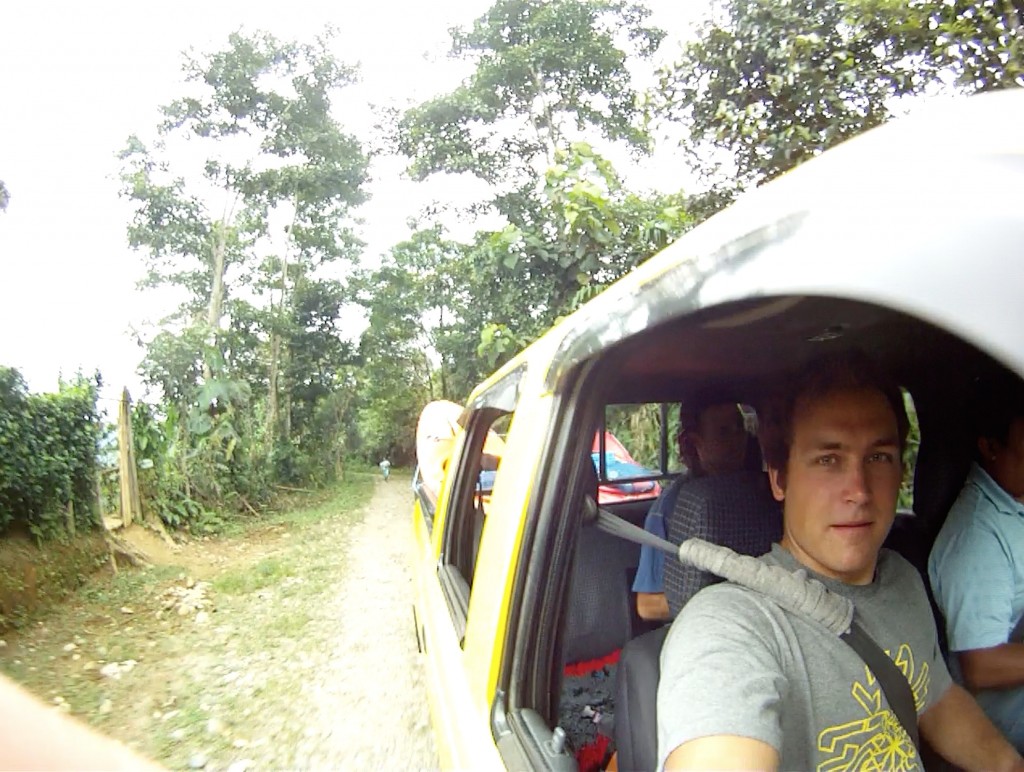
[588,504,920,751]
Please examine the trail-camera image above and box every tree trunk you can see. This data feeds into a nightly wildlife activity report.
[117,389,142,528]
[282,353,292,443]
[335,388,350,482]
[117,388,176,546]
[94,471,105,527]
[266,203,293,444]
[334,425,345,483]
[65,500,75,538]
[180,419,192,501]
[204,220,229,380]
[267,331,280,442]
[425,352,434,403]
[1006,0,1022,33]
[530,66,559,166]
[421,352,433,399]
[437,305,446,400]
[106,533,151,570]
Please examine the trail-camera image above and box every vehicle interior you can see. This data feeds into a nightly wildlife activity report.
[507,292,1021,771]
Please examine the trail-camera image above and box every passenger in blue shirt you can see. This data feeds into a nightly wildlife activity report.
[930,376,1024,751]
[633,393,753,621]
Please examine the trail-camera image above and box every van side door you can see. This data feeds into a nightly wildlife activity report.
[412,371,524,768]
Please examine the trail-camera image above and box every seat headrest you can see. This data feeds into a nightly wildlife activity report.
[912,425,973,537]
[663,471,783,616]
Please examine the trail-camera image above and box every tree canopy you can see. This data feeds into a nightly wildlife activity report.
[659,0,1024,186]
[116,30,371,525]
[399,0,664,186]
[8,0,1022,536]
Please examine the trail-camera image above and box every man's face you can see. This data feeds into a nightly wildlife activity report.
[692,403,748,474]
[769,387,902,585]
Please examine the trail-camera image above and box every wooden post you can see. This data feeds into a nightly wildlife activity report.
[65,499,76,538]
[117,388,143,527]
[115,389,176,546]
[94,471,104,527]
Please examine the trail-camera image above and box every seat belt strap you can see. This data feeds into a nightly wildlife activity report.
[841,621,920,751]
[586,499,921,751]
[585,497,678,554]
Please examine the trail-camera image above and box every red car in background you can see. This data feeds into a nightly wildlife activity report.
[591,431,661,504]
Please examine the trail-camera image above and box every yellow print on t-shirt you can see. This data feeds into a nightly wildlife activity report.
[816,643,929,772]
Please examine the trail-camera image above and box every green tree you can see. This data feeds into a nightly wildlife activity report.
[275,278,361,482]
[658,0,1024,187]
[358,142,692,426]
[121,30,367,391]
[359,0,695,454]
[913,0,1024,91]
[385,1,687,395]
[121,30,370,519]
[359,226,480,400]
[355,266,436,462]
[399,0,664,186]
[471,142,691,368]
[659,0,918,185]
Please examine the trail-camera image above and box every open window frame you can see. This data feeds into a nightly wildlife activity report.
[437,366,524,647]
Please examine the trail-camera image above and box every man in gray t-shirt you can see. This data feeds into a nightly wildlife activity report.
[658,352,1023,771]
[660,545,949,770]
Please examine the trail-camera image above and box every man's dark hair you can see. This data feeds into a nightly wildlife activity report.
[677,387,742,475]
[970,373,1024,455]
[758,350,910,473]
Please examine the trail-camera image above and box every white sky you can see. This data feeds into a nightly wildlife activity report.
[0,0,706,400]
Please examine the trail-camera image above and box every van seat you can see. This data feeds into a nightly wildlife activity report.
[663,471,782,616]
[616,470,781,771]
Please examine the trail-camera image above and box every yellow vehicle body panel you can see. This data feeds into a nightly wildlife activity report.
[412,339,560,768]
[463,391,554,702]
[412,501,503,769]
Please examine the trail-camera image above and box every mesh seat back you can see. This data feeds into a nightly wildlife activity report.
[663,471,782,617]
[563,459,639,664]
[564,522,638,664]
[614,472,780,770]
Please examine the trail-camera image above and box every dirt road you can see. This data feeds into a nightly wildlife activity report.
[286,477,438,770]
[0,476,439,771]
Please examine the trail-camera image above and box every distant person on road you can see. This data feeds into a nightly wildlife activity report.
[379,457,391,481]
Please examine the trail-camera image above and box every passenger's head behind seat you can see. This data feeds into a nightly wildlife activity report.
[662,470,783,617]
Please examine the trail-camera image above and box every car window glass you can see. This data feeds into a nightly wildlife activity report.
[438,405,515,640]
[900,388,921,512]
[594,403,677,504]
[594,402,765,494]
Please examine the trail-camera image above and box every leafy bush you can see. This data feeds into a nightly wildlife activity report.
[0,368,101,540]
[130,382,280,530]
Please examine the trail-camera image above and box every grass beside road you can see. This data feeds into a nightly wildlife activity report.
[0,472,377,769]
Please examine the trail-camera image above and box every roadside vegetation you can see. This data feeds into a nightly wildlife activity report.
[0,475,377,770]
[3,0,1019,543]
[0,0,1018,747]
[5,0,1018,541]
